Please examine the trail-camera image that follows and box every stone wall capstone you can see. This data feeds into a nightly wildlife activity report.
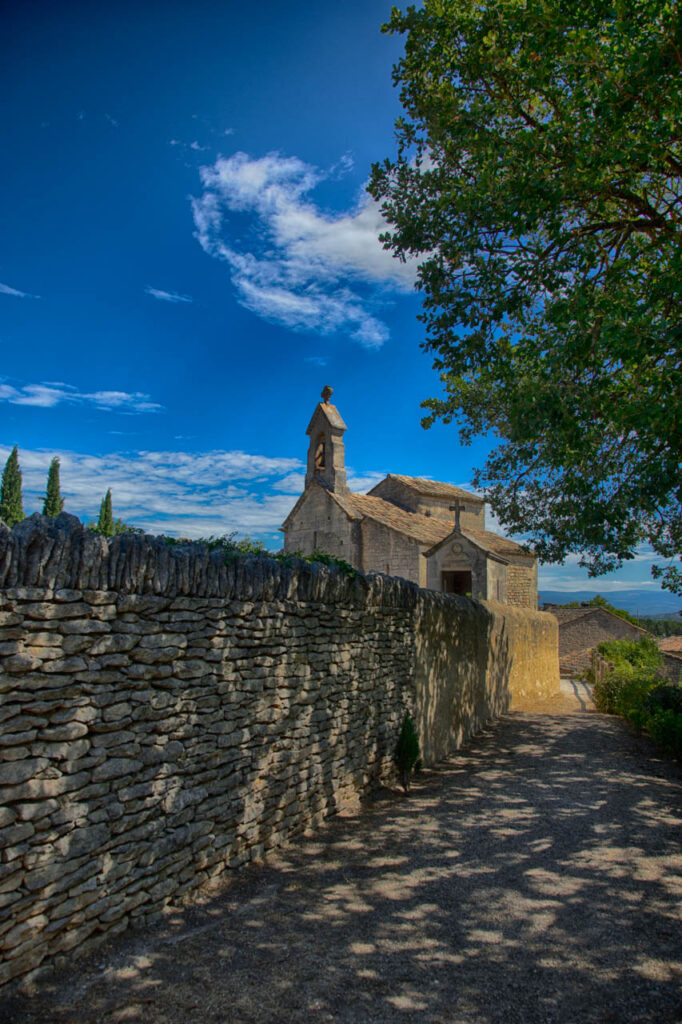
[0,514,558,989]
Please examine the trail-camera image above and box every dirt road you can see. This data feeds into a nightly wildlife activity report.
[4,682,681,1024]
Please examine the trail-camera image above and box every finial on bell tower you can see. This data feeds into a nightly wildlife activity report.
[321,385,333,404]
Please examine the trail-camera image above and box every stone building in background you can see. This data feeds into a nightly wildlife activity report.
[281,387,538,608]
[546,604,682,682]
[544,603,649,677]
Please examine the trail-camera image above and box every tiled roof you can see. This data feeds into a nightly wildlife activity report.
[332,492,530,556]
[658,636,682,654]
[461,527,534,560]
[547,607,594,624]
[546,605,649,633]
[287,480,533,558]
[379,474,482,502]
[333,492,452,545]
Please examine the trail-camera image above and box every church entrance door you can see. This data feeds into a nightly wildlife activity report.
[441,570,472,596]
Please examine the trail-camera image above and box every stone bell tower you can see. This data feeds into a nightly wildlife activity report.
[305,386,349,494]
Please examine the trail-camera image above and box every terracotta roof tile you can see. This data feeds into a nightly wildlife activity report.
[334,492,529,556]
[336,492,452,545]
[546,607,594,624]
[460,527,534,560]
[546,605,650,633]
[658,636,682,653]
[381,474,482,502]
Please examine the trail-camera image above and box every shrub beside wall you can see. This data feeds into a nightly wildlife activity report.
[591,637,682,759]
[0,514,559,988]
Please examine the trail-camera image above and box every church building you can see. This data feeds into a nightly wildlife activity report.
[281,388,538,608]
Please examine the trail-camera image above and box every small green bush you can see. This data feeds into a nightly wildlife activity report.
[305,548,358,578]
[394,713,422,793]
[646,683,682,716]
[613,674,658,718]
[593,669,656,721]
[592,672,620,714]
[647,709,682,760]
[597,635,663,674]
[592,638,682,760]
[157,534,358,577]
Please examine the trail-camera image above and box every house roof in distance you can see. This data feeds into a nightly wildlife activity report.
[543,606,596,625]
[370,474,483,503]
[658,636,682,654]
[544,604,649,633]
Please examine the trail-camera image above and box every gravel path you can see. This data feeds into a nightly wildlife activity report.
[4,683,682,1024]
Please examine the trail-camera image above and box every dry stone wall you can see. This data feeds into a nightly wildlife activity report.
[0,514,558,988]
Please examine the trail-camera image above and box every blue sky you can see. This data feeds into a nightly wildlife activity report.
[0,0,675,604]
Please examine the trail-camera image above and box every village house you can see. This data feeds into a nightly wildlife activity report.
[543,603,650,677]
[657,636,682,683]
[281,387,538,608]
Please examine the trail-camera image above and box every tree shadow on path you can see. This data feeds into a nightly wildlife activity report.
[5,712,682,1024]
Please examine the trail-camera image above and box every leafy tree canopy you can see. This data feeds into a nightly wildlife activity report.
[637,616,682,636]
[369,0,682,591]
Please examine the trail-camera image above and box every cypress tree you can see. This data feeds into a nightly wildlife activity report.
[394,712,422,794]
[42,457,64,517]
[0,446,25,527]
[97,489,114,537]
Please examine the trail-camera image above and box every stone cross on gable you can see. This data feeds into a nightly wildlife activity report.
[449,500,466,532]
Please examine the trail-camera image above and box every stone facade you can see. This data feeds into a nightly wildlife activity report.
[282,389,539,608]
[0,514,558,988]
[661,653,682,684]
[545,604,650,677]
[507,564,538,608]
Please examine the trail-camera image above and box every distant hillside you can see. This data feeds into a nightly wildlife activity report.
[539,589,682,617]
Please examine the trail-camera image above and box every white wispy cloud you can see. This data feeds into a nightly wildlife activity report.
[0,442,661,587]
[191,150,418,349]
[145,286,193,304]
[537,571,660,592]
[271,468,385,496]
[538,545,662,592]
[272,472,307,495]
[0,282,38,299]
[346,470,387,493]
[0,379,162,413]
[0,446,305,540]
[0,445,393,542]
